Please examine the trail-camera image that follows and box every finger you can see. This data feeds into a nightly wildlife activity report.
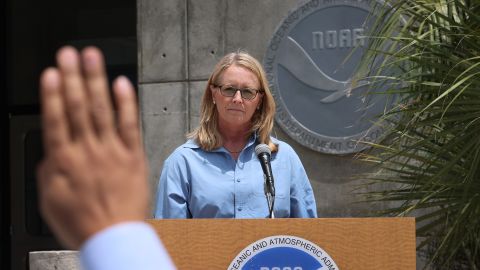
[56,46,94,140]
[81,47,115,138]
[113,76,140,150]
[40,68,69,154]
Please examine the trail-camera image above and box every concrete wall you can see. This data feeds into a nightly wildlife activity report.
[138,0,382,217]
[29,251,79,270]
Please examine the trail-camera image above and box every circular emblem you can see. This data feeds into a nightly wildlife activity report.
[228,235,339,270]
[265,0,395,154]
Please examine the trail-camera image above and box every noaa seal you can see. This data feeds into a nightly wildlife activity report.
[265,0,394,154]
[228,235,339,270]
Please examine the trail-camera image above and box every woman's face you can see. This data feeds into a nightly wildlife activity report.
[210,65,263,128]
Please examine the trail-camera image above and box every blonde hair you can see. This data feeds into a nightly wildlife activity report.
[188,51,277,152]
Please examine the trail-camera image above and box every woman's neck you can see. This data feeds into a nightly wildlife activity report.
[218,121,251,149]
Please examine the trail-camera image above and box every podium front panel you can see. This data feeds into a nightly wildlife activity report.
[147,218,415,270]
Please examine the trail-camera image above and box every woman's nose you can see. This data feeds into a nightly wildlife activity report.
[232,90,243,103]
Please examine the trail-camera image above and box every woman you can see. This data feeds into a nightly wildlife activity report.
[154,51,317,218]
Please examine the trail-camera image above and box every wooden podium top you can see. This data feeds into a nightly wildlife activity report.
[147,217,415,270]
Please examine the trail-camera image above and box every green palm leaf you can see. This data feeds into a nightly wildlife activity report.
[356,0,480,268]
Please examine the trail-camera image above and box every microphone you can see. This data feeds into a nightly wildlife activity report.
[255,144,275,197]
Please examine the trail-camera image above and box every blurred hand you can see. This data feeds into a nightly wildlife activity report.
[37,46,149,249]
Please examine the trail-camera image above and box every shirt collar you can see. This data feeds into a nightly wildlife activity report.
[183,139,200,149]
[183,132,259,152]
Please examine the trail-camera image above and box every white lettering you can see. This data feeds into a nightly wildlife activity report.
[312,28,365,49]
[339,29,351,47]
[326,30,337,48]
[353,28,365,47]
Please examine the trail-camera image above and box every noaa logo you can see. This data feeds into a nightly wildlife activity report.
[265,0,395,154]
[228,235,339,270]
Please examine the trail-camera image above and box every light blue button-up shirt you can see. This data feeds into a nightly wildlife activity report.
[154,135,317,218]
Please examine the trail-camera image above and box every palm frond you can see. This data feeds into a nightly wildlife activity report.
[356,0,480,268]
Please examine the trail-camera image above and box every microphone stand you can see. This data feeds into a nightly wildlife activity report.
[264,174,275,218]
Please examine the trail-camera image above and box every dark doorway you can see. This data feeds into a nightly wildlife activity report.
[2,0,137,269]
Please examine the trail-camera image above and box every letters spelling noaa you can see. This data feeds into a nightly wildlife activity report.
[312,28,365,49]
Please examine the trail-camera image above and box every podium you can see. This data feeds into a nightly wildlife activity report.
[147,217,415,269]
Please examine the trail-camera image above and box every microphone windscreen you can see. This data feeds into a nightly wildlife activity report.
[255,144,271,156]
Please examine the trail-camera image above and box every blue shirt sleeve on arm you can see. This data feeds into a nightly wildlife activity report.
[80,222,176,270]
[285,144,318,218]
[154,155,192,219]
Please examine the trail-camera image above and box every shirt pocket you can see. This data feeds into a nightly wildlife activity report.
[248,165,290,217]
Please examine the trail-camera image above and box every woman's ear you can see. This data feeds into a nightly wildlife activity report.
[210,85,217,104]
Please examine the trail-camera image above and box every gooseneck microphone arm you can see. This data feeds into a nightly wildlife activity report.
[255,144,275,218]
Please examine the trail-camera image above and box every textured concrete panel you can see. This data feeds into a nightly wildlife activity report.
[272,126,381,217]
[140,82,188,213]
[188,80,208,131]
[224,0,301,61]
[138,0,187,82]
[29,251,80,270]
[187,0,226,80]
